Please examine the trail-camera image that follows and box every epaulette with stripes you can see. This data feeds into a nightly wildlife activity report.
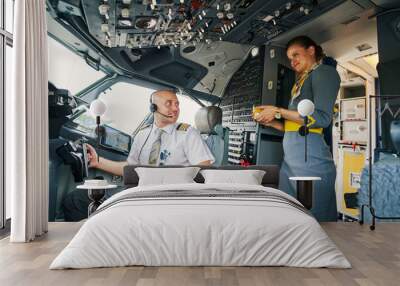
[176,123,190,131]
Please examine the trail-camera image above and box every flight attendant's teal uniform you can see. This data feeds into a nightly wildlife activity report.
[279,63,340,221]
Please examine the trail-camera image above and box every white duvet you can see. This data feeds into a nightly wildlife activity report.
[50,183,351,269]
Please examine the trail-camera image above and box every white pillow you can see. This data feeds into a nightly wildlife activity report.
[135,167,201,186]
[200,169,266,185]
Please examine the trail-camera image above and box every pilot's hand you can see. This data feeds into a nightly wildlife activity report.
[86,144,100,168]
[253,105,279,125]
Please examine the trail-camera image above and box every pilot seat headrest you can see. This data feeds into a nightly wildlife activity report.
[195,106,223,134]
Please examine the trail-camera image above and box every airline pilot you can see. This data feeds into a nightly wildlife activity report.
[86,89,215,175]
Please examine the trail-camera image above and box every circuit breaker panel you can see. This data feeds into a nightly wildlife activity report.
[219,50,263,164]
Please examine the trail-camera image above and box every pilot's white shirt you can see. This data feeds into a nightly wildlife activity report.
[127,122,215,166]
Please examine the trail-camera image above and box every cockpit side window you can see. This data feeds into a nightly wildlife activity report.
[48,36,106,95]
[94,83,203,136]
[176,93,203,126]
[95,82,155,135]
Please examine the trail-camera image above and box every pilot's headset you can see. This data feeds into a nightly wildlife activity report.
[149,91,158,113]
[149,90,173,118]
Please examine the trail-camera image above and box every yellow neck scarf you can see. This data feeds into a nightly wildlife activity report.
[291,63,320,100]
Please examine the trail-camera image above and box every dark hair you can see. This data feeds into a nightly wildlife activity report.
[286,36,324,61]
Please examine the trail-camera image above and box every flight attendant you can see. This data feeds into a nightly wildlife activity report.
[254,36,340,221]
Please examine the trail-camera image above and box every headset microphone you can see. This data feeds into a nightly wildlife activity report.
[155,110,173,118]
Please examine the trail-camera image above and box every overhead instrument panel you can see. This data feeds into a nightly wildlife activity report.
[76,0,338,49]
[80,0,253,49]
[49,0,349,94]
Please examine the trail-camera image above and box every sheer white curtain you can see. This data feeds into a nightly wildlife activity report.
[8,0,48,242]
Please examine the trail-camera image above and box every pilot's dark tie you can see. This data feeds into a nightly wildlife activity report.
[148,129,164,165]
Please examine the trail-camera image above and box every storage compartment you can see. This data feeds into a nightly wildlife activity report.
[340,97,366,120]
[340,84,365,99]
[336,146,366,218]
[341,121,368,143]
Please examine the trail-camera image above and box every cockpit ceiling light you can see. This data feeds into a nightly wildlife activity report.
[251,47,259,57]
[121,8,130,18]
[98,4,110,15]
[122,0,132,4]
[135,17,158,30]
[263,15,274,22]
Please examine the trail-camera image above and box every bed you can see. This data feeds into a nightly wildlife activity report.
[50,165,350,269]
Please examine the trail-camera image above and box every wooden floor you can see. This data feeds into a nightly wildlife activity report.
[0,222,399,286]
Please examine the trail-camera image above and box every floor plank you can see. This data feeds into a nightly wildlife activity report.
[0,222,399,286]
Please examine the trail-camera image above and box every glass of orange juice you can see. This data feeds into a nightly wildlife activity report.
[252,105,264,118]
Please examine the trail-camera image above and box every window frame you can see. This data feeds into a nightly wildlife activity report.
[1,0,13,231]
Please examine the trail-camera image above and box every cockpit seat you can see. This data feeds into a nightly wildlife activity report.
[195,106,229,166]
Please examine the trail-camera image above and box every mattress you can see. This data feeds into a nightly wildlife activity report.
[50,183,350,269]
